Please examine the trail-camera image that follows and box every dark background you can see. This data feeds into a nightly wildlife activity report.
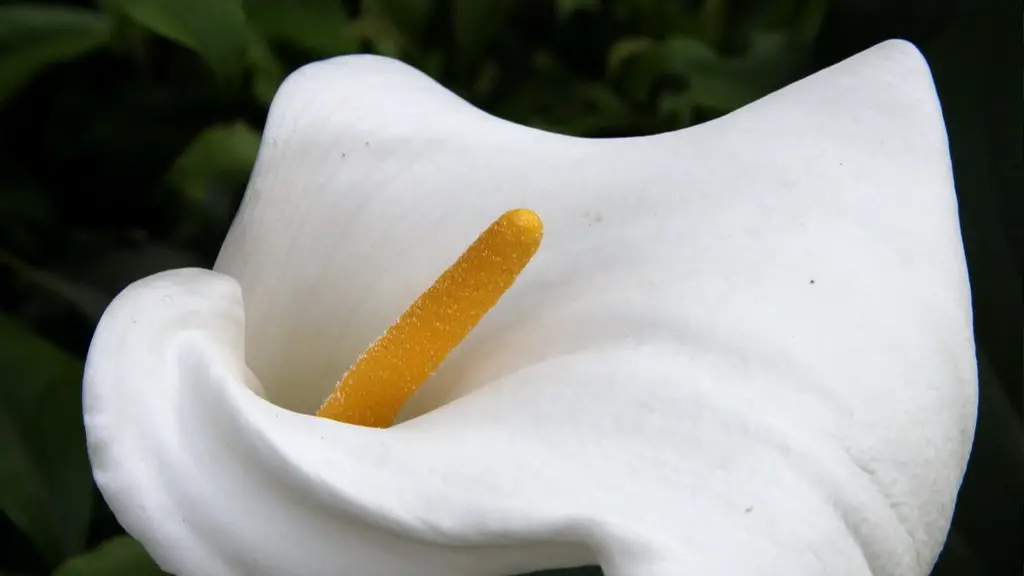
[0,0,1020,574]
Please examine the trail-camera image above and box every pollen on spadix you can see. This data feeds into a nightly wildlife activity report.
[316,209,544,428]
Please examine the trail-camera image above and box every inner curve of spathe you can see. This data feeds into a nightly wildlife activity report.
[307,209,544,429]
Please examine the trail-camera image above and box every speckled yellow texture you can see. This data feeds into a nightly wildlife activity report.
[316,209,544,428]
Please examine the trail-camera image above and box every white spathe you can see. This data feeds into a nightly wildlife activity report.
[83,40,977,576]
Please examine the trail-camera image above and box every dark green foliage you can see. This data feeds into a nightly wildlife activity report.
[0,0,1018,574]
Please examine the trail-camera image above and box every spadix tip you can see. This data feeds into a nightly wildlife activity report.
[501,209,543,235]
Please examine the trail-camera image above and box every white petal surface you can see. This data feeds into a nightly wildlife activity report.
[85,40,976,576]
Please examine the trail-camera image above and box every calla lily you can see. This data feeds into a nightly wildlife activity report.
[83,39,976,576]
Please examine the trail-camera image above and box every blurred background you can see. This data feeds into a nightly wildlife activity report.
[0,0,1019,574]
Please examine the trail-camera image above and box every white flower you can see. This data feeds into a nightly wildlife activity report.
[83,39,977,576]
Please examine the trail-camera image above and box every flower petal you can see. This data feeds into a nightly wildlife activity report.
[87,40,976,576]
[84,268,594,575]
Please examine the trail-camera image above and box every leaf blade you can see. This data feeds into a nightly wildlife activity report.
[0,314,92,565]
[52,536,168,576]
[102,0,247,79]
[244,0,352,56]
[0,4,112,104]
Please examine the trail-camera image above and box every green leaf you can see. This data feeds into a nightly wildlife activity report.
[102,0,246,79]
[52,536,168,576]
[166,120,261,202]
[0,314,92,565]
[610,31,808,118]
[606,36,658,79]
[0,249,109,321]
[364,0,434,40]
[660,32,806,113]
[450,0,511,69]
[66,245,204,298]
[246,30,286,105]
[791,0,828,44]
[243,0,352,56]
[339,15,403,59]
[0,5,112,105]
[555,0,601,21]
